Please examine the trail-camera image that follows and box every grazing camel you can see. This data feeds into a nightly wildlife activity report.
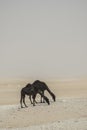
[31,80,56,103]
[20,83,50,108]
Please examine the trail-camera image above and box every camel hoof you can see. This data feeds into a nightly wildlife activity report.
[48,101,50,105]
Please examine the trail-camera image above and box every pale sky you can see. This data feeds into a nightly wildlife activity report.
[0,0,87,79]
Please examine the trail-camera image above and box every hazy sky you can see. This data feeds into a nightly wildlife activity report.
[0,0,87,79]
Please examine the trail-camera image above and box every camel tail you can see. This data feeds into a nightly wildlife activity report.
[46,87,56,102]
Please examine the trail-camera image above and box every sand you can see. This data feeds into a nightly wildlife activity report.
[0,78,87,130]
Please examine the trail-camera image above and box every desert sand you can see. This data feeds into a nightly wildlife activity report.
[0,78,87,130]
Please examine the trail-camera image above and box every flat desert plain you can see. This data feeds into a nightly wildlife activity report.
[0,78,87,130]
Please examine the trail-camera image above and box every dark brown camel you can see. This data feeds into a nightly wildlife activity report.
[31,80,56,103]
[20,83,50,108]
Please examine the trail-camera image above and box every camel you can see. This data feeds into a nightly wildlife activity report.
[20,83,50,108]
[31,80,56,103]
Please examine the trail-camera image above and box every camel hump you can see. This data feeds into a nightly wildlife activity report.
[25,83,32,88]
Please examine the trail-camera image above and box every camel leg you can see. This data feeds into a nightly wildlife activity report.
[40,91,45,103]
[40,94,43,103]
[20,95,23,108]
[32,94,37,106]
[35,99,38,104]
[42,91,45,103]
[29,95,37,104]
[29,95,33,104]
[23,95,28,107]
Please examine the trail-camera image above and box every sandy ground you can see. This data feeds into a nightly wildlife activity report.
[0,78,87,130]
